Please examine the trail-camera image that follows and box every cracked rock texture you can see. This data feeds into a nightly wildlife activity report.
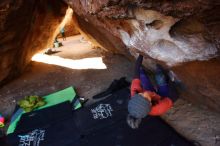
[65,0,220,112]
[0,0,67,86]
[0,1,220,145]
[0,0,219,112]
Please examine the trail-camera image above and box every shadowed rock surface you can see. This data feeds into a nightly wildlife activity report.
[0,1,220,145]
[64,0,220,112]
[0,0,219,111]
[0,0,67,86]
[0,36,219,146]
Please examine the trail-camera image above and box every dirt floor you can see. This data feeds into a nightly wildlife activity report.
[0,35,220,146]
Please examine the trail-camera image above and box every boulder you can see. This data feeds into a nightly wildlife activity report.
[0,0,219,112]
[65,0,220,112]
[0,0,67,86]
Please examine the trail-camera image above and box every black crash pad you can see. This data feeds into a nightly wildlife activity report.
[7,102,80,146]
[7,86,194,146]
[75,88,194,146]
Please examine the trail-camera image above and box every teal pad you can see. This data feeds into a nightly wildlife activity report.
[7,86,81,134]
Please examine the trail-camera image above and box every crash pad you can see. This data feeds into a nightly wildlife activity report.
[7,86,81,134]
[75,88,194,146]
[7,87,194,146]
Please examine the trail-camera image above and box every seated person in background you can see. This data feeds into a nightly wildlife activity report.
[127,54,179,129]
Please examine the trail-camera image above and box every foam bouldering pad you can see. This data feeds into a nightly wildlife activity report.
[15,102,73,133]
[74,88,194,146]
[7,117,80,146]
[80,117,193,146]
[7,84,195,146]
[7,101,80,146]
[7,86,81,134]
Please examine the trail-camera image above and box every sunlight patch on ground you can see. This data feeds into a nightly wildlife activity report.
[31,53,107,70]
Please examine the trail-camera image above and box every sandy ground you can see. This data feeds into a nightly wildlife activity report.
[0,35,220,146]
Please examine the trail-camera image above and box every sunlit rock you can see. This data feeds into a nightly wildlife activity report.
[0,0,219,112]
[0,0,67,86]
[66,0,220,112]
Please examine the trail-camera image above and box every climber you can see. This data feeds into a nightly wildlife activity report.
[127,54,179,129]
[60,27,66,41]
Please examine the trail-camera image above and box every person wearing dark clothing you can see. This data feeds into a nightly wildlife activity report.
[127,54,179,129]
[60,27,66,41]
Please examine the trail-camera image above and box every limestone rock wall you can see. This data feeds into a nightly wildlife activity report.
[63,18,80,37]
[56,8,80,39]
[0,0,219,112]
[0,0,67,86]
[65,0,220,112]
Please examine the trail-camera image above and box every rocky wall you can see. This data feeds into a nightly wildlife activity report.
[65,0,220,112]
[56,8,80,39]
[0,0,219,112]
[0,0,67,86]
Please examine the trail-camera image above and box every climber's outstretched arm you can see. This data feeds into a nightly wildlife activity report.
[134,54,143,79]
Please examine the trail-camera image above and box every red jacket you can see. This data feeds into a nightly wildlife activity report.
[131,78,173,116]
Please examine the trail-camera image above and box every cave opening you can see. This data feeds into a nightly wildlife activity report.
[0,3,133,124]
[31,7,107,70]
